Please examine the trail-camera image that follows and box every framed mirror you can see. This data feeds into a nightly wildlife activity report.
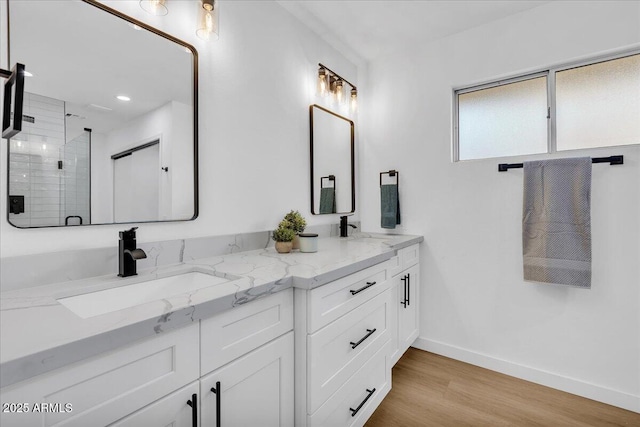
[6,0,198,228]
[309,104,354,215]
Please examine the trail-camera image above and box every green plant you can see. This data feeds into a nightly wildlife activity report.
[272,220,296,242]
[283,210,306,233]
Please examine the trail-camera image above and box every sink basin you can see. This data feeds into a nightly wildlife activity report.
[58,271,233,319]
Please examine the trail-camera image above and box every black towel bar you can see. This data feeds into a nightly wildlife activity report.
[380,170,399,186]
[498,155,624,172]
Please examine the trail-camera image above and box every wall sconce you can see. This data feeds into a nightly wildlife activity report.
[197,0,219,41]
[317,63,357,111]
[139,0,168,16]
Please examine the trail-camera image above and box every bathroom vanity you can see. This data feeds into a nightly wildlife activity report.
[0,234,422,427]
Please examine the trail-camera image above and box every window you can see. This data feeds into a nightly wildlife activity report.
[454,52,640,161]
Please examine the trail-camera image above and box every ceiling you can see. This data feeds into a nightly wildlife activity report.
[10,0,193,135]
[280,1,551,62]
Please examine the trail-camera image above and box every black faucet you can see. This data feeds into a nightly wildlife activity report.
[339,215,357,238]
[118,227,147,277]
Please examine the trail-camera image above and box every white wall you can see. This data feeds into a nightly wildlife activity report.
[92,101,191,223]
[361,1,640,411]
[0,0,358,256]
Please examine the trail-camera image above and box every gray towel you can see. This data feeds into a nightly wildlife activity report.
[523,158,592,288]
[319,187,336,214]
[381,184,401,229]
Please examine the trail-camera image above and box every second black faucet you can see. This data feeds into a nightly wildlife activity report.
[339,215,357,237]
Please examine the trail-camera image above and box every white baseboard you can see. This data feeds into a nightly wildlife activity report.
[412,337,640,414]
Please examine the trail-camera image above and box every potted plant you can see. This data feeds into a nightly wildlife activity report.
[283,210,307,250]
[272,220,296,254]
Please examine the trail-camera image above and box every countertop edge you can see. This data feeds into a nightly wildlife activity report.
[0,234,422,388]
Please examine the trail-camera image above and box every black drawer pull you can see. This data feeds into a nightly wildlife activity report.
[211,381,221,427]
[186,393,198,427]
[350,281,376,295]
[401,275,408,307]
[349,388,376,417]
[350,328,376,349]
[407,273,411,306]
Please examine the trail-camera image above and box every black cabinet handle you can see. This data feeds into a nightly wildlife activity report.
[407,273,411,306]
[349,388,376,417]
[400,275,408,307]
[186,393,197,427]
[350,328,376,349]
[211,381,221,427]
[350,281,376,295]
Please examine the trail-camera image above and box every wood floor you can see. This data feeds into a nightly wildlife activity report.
[366,348,640,427]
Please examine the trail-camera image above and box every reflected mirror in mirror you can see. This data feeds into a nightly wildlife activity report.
[6,0,197,228]
[310,104,354,215]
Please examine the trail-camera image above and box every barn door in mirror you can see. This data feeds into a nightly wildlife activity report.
[6,0,198,228]
[310,104,355,215]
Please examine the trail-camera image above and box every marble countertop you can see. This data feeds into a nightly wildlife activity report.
[0,232,422,387]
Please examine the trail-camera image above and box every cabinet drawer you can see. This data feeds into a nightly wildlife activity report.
[0,323,199,427]
[308,342,390,427]
[201,289,293,375]
[308,261,390,333]
[307,289,391,413]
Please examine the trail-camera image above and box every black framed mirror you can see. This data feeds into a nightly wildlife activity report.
[309,104,355,215]
[5,0,198,228]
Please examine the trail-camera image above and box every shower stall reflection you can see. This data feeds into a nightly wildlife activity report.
[60,130,91,226]
[7,93,90,227]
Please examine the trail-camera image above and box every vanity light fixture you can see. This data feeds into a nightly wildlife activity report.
[317,63,357,111]
[196,0,219,41]
[139,0,168,16]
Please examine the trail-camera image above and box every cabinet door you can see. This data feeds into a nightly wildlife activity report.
[388,279,401,365]
[109,382,199,427]
[0,323,199,427]
[397,264,419,357]
[200,332,294,427]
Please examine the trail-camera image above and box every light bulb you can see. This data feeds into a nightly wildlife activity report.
[350,88,357,111]
[335,80,345,105]
[317,68,328,97]
[139,0,168,16]
[197,0,219,41]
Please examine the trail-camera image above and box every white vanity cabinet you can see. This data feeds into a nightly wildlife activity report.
[0,322,200,427]
[295,261,393,427]
[199,289,294,427]
[0,289,295,427]
[389,244,420,366]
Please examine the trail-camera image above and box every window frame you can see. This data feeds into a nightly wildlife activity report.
[452,49,640,162]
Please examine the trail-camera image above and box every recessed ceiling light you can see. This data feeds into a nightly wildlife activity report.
[116,95,131,102]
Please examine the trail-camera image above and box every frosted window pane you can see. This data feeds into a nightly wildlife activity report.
[557,54,640,150]
[458,77,548,160]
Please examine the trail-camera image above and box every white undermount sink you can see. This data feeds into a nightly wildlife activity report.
[58,270,235,319]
